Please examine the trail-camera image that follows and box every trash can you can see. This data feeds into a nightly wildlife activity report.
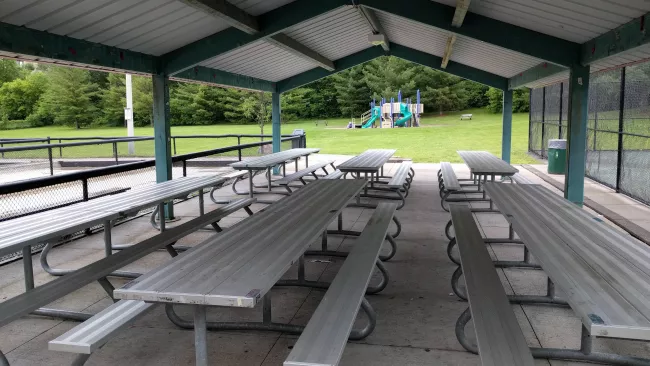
[291,129,306,149]
[547,139,567,174]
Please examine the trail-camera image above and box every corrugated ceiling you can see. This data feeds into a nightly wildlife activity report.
[376,10,544,78]
[198,40,316,82]
[431,0,650,43]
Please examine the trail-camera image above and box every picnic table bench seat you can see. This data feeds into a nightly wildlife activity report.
[510,173,533,184]
[284,203,397,366]
[449,204,535,366]
[362,161,414,210]
[438,162,492,212]
[41,198,256,365]
[323,169,343,180]
[274,160,336,193]
[480,182,650,365]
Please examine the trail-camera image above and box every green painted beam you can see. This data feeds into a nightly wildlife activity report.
[0,22,158,74]
[177,0,259,34]
[359,0,580,67]
[277,47,386,93]
[564,65,590,205]
[582,13,650,65]
[267,33,335,71]
[162,0,349,75]
[391,44,508,89]
[508,62,567,89]
[172,66,276,92]
[152,74,173,217]
[502,89,513,163]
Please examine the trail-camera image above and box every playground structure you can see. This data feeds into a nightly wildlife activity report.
[359,90,424,129]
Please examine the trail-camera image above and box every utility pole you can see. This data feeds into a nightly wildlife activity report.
[125,74,135,155]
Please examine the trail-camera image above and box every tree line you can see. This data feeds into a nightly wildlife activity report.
[0,56,529,130]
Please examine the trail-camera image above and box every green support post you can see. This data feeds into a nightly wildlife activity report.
[152,74,174,218]
[564,65,590,205]
[501,89,513,163]
[272,92,281,174]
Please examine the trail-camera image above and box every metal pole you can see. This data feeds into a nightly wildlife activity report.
[22,246,34,291]
[193,306,209,366]
[104,220,112,257]
[198,188,204,216]
[616,67,626,192]
[126,74,135,155]
[59,139,62,157]
[183,160,187,177]
[48,146,54,176]
[173,137,177,155]
[558,82,564,138]
[113,142,119,165]
[565,65,591,205]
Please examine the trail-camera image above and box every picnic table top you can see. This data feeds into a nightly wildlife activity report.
[485,182,650,340]
[114,179,367,308]
[337,149,396,172]
[230,148,320,170]
[457,150,518,175]
[0,175,227,258]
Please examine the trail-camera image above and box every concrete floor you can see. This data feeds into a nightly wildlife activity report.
[1,160,650,365]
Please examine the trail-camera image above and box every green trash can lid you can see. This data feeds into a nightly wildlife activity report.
[548,139,566,149]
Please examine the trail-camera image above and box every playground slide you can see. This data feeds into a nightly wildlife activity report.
[394,103,412,127]
[362,106,382,128]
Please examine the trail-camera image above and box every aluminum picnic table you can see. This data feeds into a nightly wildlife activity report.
[114,179,367,366]
[230,148,320,198]
[457,150,518,195]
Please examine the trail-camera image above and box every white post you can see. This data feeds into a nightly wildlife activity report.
[125,74,135,155]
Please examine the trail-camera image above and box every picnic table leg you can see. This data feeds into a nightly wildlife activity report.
[104,220,112,257]
[158,202,166,232]
[22,246,34,291]
[294,159,298,172]
[248,169,254,198]
[267,168,272,192]
[305,154,309,167]
[364,172,368,195]
[193,306,209,366]
[282,163,286,177]
[321,230,328,251]
[198,188,204,216]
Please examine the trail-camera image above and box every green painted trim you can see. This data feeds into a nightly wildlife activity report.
[508,62,567,89]
[359,0,580,67]
[391,44,508,89]
[278,44,508,92]
[162,0,349,75]
[0,22,158,74]
[501,89,513,163]
[172,66,276,92]
[277,47,385,93]
[564,65,590,205]
[582,13,650,65]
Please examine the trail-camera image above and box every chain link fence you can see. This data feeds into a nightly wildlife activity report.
[0,135,302,222]
[529,65,650,205]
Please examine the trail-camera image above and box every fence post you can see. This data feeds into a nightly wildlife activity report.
[616,67,626,192]
[59,139,63,157]
[541,87,546,157]
[593,111,598,151]
[558,83,564,139]
[113,142,119,165]
[183,160,187,177]
[1,143,3,159]
[48,146,54,176]
[173,137,177,155]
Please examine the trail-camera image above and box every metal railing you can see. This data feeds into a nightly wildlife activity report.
[0,133,304,177]
[0,135,305,221]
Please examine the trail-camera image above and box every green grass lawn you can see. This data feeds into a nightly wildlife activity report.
[1,109,537,164]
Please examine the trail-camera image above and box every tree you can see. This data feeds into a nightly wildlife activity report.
[0,72,47,120]
[101,73,126,126]
[33,66,100,128]
[241,91,271,135]
[333,66,371,118]
[132,75,153,126]
[485,87,530,113]
[0,60,22,86]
